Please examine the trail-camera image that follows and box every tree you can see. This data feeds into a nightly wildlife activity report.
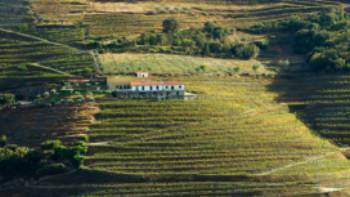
[203,22,229,39]
[278,16,306,32]
[203,22,216,35]
[162,18,179,33]
[309,49,346,71]
[212,26,228,40]
[208,41,222,54]
[319,8,340,27]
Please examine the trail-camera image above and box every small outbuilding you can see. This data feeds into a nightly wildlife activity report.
[136,71,149,78]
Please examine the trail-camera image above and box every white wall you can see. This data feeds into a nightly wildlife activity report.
[137,73,149,78]
[130,84,185,92]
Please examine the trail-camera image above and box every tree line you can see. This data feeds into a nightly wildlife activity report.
[245,6,349,72]
[92,18,262,60]
[0,136,87,182]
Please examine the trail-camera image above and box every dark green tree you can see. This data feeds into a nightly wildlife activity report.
[162,18,179,33]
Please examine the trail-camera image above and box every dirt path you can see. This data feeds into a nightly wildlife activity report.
[90,50,102,74]
[255,151,340,176]
[0,27,71,48]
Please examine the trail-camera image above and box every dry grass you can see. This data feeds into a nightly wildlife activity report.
[100,53,271,75]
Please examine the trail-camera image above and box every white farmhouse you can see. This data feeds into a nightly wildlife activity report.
[114,81,185,99]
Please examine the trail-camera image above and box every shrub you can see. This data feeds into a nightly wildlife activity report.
[0,139,87,181]
[234,67,240,73]
[254,39,269,50]
[0,135,7,147]
[42,140,64,151]
[309,49,347,71]
[195,65,207,73]
[71,154,84,168]
[36,163,68,177]
[0,93,15,108]
[252,64,261,73]
[235,44,260,59]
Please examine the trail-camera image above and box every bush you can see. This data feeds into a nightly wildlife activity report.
[72,141,88,154]
[252,64,261,73]
[235,44,260,59]
[0,93,15,108]
[36,163,68,177]
[71,154,84,168]
[0,146,30,179]
[254,39,269,50]
[0,135,7,147]
[309,49,347,71]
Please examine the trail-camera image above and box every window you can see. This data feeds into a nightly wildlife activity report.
[171,86,175,90]
[142,86,145,91]
[150,86,153,91]
[178,85,182,89]
[156,86,159,90]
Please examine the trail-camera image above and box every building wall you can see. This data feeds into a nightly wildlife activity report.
[136,73,149,78]
[113,90,185,99]
[131,85,185,92]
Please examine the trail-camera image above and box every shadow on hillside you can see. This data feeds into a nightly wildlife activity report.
[261,30,350,146]
[0,169,268,197]
[0,169,146,197]
[267,73,350,147]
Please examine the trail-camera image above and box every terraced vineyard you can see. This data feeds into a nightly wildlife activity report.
[2,0,350,196]
[0,29,95,76]
[0,103,96,147]
[30,0,89,25]
[28,0,343,38]
[272,74,350,146]
[83,1,333,38]
[83,13,214,38]
[31,25,87,45]
[71,76,350,196]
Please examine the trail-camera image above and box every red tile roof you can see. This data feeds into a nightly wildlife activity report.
[130,81,183,86]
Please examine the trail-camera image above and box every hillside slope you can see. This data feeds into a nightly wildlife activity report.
[2,0,350,197]
[3,76,349,197]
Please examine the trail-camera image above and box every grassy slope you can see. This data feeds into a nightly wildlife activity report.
[100,53,270,75]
